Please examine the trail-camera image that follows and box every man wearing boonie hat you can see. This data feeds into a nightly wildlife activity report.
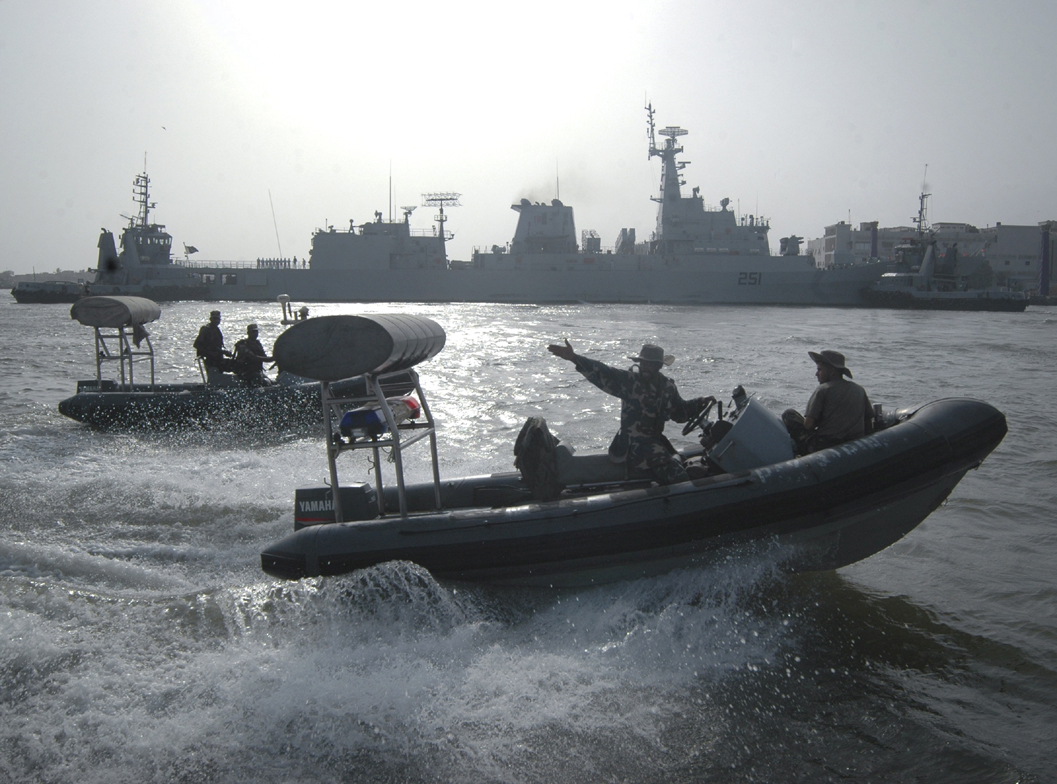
[782,349,874,454]
[193,310,233,384]
[548,339,714,485]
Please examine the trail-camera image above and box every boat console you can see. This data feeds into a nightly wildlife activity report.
[549,386,795,492]
[693,389,795,473]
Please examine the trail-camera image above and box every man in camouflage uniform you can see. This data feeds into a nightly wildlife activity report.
[548,339,714,485]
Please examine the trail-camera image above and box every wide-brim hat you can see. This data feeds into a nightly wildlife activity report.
[809,349,852,378]
[629,344,674,366]
[209,310,221,319]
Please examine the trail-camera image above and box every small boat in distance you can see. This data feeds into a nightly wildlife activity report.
[11,280,88,304]
[277,294,309,325]
[260,315,1008,586]
[58,296,413,431]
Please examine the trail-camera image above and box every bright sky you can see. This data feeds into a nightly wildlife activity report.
[2,0,1054,275]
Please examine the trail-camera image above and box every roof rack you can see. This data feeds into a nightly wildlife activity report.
[272,313,447,521]
[70,295,161,390]
[319,369,441,521]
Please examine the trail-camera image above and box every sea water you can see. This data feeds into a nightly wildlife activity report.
[1,297,1055,782]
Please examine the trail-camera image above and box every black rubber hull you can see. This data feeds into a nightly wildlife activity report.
[261,398,1007,586]
[58,373,415,431]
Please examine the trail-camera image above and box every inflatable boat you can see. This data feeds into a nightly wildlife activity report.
[260,316,1007,587]
[57,296,415,430]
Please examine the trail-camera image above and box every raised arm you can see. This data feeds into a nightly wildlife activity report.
[547,338,577,363]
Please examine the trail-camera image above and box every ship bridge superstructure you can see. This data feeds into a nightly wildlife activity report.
[95,167,199,293]
[309,197,452,271]
[122,170,173,266]
[646,104,770,256]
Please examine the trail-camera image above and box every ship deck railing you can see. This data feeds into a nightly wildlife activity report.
[175,259,308,270]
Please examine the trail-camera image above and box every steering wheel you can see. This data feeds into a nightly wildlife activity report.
[682,397,717,436]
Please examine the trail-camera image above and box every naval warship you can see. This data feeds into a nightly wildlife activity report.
[90,107,886,305]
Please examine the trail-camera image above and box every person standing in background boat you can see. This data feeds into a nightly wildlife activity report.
[548,339,714,485]
[232,323,273,386]
[783,350,874,454]
[193,310,232,384]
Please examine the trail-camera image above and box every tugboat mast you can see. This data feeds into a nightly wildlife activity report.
[913,164,931,237]
[128,152,157,230]
[132,171,154,229]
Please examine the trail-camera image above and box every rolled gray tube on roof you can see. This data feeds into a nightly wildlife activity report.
[70,296,162,327]
[273,314,446,381]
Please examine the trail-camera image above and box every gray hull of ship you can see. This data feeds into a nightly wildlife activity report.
[139,259,884,306]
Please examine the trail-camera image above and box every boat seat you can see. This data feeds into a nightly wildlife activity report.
[555,444,645,485]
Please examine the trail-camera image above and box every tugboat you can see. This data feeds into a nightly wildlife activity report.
[260,315,1008,586]
[863,186,1028,312]
[90,169,209,301]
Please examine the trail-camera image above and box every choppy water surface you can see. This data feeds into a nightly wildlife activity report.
[1,297,1055,782]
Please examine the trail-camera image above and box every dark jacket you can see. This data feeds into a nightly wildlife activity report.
[193,323,225,365]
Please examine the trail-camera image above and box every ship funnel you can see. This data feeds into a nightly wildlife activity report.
[96,230,120,275]
[918,242,936,279]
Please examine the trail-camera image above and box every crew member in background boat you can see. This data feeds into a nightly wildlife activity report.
[548,340,714,485]
[298,306,309,320]
[232,324,274,386]
[782,350,873,454]
[193,310,233,384]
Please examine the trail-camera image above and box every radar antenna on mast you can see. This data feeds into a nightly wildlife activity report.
[423,192,460,240]
[646,103,688,161]
[401,205,417,222]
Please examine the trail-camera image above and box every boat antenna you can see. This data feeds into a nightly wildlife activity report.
[555,162,560,201]
[389,161,393,223]
[268,189,283,258]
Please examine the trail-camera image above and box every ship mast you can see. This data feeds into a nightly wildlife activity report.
[646,103,689,250]
[132,169,153,229]
[423,192,460,245]
[913,164,931,237]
